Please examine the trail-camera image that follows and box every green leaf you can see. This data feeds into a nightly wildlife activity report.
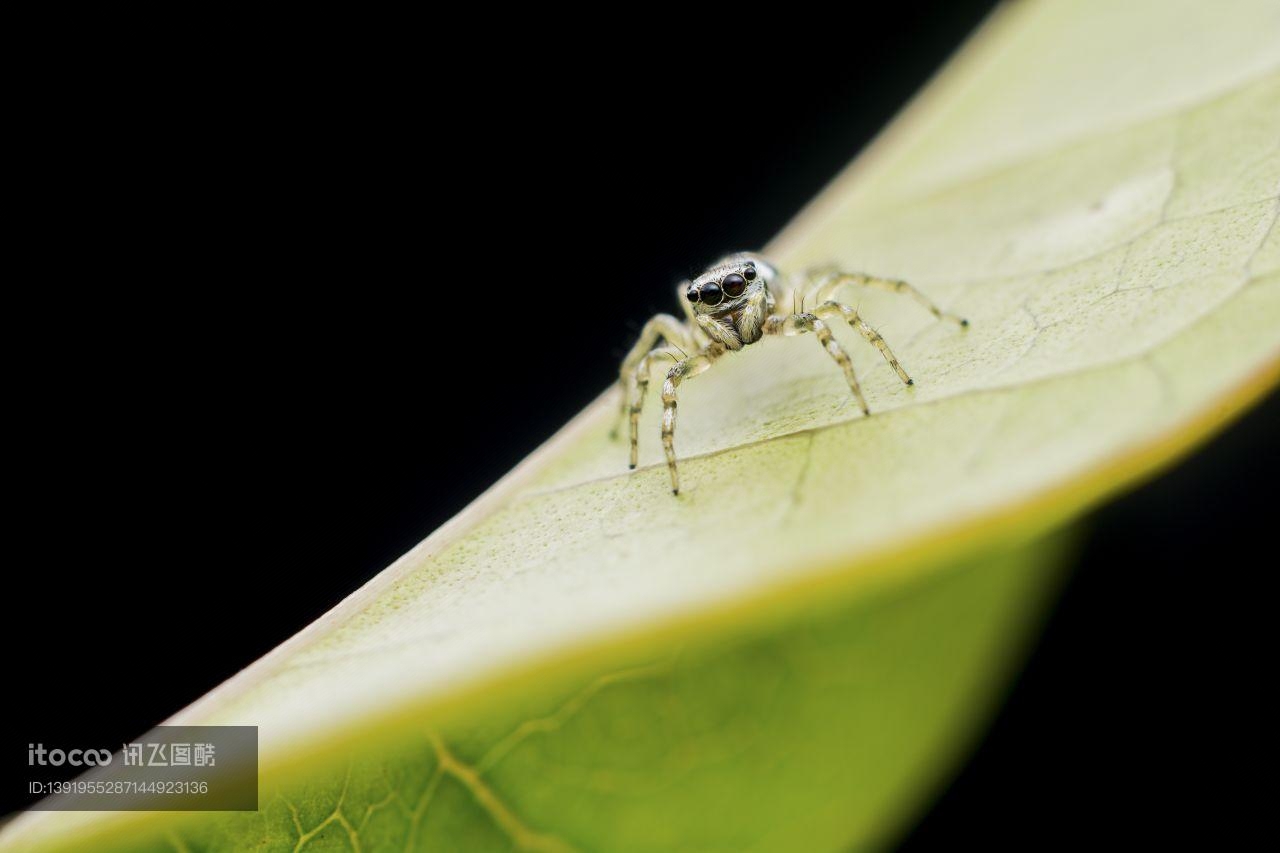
[6,1,1278,850]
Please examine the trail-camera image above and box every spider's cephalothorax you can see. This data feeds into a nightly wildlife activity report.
[683,253,778,350]
[614,252,967,495]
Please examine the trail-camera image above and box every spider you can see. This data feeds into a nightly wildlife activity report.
[614,252,967,495]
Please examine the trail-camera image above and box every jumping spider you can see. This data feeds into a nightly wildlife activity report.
[614,253,967,494]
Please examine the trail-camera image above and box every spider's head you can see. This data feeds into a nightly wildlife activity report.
[685,253,776,350]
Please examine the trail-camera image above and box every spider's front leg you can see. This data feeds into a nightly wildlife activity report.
[814,301,914,386]
[764,312,870,416]
[807,270,968,327]
[626,346,684,470]
[612,313,696,439]
[659,347,721,495]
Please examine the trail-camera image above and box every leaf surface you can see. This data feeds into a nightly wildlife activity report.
[5,1,1278,850]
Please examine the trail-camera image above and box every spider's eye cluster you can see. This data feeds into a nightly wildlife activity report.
[687,262,757,306]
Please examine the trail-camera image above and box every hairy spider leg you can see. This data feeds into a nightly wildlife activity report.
[612,313,696,438]
[814,301,914,386]
[627,346,685,469]
[675,280,700,328]
[806,270,968,327]
[764,313,869,416]
[660,346,724,495]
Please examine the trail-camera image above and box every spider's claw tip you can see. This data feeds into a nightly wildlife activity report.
[672,489,680,496]
[628,463,636,470]
[906,377,915,386]
[862,407,872,417]
[960,318,970,328]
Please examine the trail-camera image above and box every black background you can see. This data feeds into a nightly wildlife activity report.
[7,2,1276,847]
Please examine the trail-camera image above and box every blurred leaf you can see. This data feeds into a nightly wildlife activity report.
[5,1,1278,850]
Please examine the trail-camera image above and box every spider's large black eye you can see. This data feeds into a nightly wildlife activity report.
[743,263,757,281]
[722,273,746,297]
[701,281,724,306]
[686,284,700,303]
